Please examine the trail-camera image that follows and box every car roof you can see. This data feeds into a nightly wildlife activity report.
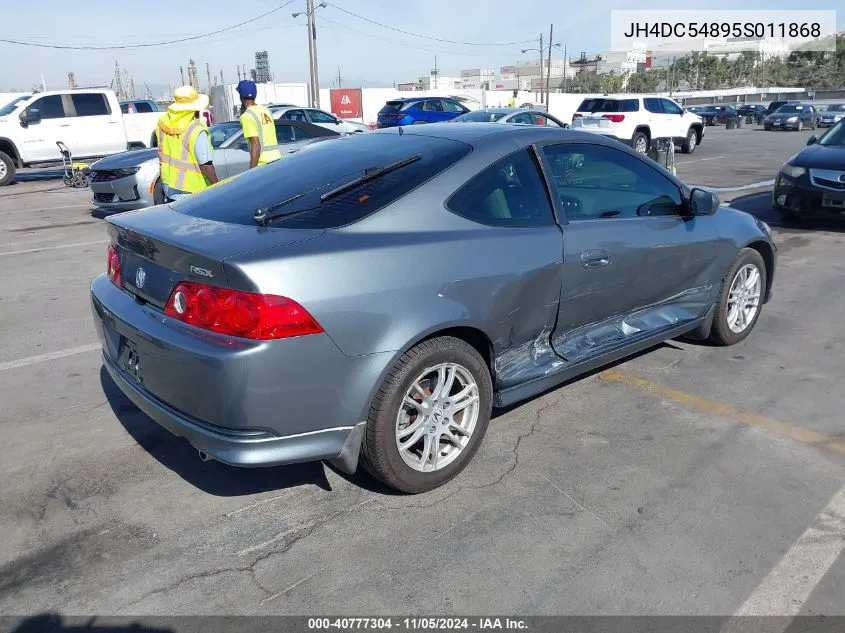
[369,121,615,145]
[388,96,455,103]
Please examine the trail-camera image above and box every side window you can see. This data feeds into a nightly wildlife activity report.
[441,100,465,113]
[275,123,296,143]
[541,115,562,127]
[509,112,534,125]
[660,99,683,115]
[71,93,111,117]
[644,98,663,114]
[308,109,338,123]
[281,109,307,122]
[423,100,444,112]
[29,95,66,119]
[447,149,555,227]
[542,143,684,221]
[135,102,154,113]
[120,103,130,114]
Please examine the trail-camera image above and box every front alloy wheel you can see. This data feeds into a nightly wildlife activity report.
[710,248,767,346]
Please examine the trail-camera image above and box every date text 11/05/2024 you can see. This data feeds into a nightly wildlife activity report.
[307,617,528,630]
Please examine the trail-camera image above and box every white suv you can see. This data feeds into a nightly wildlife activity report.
[571,96,704,155]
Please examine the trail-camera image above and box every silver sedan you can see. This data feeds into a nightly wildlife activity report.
[89,120,341,211]
[452,107,568,127]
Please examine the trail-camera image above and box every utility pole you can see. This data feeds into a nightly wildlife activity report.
[539,32,544,104]
[206,63,212,93]
[336,66,343,88]
[180,66,185,86]
[545,24,554,106]
[308,0,322,108]
[562,44,567,92]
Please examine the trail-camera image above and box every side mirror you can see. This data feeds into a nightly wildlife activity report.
[806,135,817,146]
[689,187,720,216]
[335,118,342,124]
[20,108,41,126]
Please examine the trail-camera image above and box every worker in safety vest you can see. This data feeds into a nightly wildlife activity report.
[156,85,218,202]
[508,90,518,108]
[236,80,282,169]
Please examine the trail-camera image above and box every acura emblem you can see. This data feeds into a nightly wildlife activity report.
[135,266,146,289]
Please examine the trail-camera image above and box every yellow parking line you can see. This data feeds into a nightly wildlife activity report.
[599,368,845,456]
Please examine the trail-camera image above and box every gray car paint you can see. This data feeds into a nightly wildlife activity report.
[90,124,776,473]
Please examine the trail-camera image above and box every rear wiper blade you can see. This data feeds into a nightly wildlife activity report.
[319,155,422,202]
[253,184,325,226]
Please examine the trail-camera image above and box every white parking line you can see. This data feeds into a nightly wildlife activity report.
[0,344,101,372]
[675,155,725,165]
[721,483,845,630]
[0,239,106,257]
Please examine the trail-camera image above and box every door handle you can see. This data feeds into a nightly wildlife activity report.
[58,123,71,127]
[581,249,611,269]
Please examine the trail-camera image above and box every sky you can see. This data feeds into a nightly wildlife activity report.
[1,0,843,93]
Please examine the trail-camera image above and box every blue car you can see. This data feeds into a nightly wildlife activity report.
[377,97,470,128]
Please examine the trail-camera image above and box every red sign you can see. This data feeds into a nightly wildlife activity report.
[330,88,363,119]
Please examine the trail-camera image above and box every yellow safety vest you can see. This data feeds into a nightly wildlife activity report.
[241,105,283,165]
[157,119,209,194]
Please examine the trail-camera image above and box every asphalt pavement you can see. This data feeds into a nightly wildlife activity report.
[0,126,843,617]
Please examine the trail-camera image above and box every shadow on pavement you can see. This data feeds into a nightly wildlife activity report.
[7,614,172,633]
[100,366,337,495]
[727,191,845,234]
[13,169,67,183]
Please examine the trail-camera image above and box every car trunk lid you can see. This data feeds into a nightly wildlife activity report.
[107,206,323,309]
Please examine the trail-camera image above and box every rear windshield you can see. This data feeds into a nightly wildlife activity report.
[775,104,805,113]
[578,98,639,113]
[826,104,845,112]
[456,110,508,122]
[379,101,410,114]
[172,132,472,229]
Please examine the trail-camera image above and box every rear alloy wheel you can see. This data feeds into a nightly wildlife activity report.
[360,336,493,493]
[710,248,767,346]
[797,120,804,132]
[0,151,15,186]
[632,131,649,154]
[681,128,697,154]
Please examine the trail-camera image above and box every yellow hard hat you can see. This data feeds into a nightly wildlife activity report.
[168,85,210,113]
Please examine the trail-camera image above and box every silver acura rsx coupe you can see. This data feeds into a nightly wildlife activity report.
[91,124,777,493]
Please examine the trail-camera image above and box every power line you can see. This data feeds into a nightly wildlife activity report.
[0,0,296,50]
[324,2,534,46]
[318,15,496,57]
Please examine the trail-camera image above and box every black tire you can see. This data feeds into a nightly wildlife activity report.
[152,179,165,205]
[360,336,493,493]
[797,120,804,132]
[631,131,650,154]
[710,248,767,346]
[681,128,697,154]
[0,151,15,186]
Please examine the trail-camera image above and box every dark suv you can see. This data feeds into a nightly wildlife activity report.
[377,97,469,128]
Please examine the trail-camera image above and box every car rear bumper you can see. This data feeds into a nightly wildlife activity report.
[773,174,845,219]
[90,174,154,210]
[90,274,389,468]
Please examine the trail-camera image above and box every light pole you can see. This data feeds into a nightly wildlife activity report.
[293,1,327,108]
[522,40,561,105]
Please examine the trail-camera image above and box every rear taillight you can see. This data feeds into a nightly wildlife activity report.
[572,113,583,120]
[164,281,323,340]
[107,244,121,288]
[602,114,625,123]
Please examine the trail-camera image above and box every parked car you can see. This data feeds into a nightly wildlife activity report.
[737,104,766,118]
[773,119,845,220]
[0,89,161,186]
[818,103,845,127]
[571,96,703,154]
[376,97,470,128]
[451,108,567,127]
[89,119,339,210]
[91,124,776,493]
[268,105,369,134]
[687,105,738,126]
[763,103,817,131]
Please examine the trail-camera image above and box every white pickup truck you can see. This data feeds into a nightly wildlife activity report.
[0,89,160,186]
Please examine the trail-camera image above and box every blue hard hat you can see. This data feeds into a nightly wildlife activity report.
[236,80,257,98]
